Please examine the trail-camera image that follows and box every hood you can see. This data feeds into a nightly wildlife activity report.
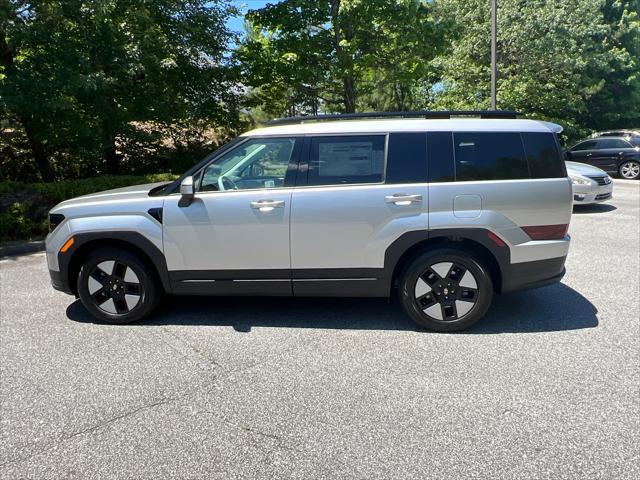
[565,161,608,177]
[51,182,168,216]
[56,182,165,208]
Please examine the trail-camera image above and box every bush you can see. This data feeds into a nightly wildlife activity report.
[0,174,178,242]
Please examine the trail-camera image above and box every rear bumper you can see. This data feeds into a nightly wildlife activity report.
[500,256,566,293]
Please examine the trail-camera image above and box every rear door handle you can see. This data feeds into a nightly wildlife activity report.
[250,200,285,211]
[385,194,423,206]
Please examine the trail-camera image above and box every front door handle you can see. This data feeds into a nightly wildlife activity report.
[250,200,285,212]
[385,194,423,206]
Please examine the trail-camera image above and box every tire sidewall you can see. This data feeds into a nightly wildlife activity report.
[77,248,159,324]
[399,249,493,332]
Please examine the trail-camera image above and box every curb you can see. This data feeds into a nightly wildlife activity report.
[0,240,46,258]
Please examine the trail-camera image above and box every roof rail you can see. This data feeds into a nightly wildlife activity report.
[267,110,520,125]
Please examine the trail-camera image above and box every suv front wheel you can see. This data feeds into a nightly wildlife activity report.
[399,248,493,332]
[77,247,161,324]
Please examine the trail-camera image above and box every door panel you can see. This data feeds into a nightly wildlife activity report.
[163,189,293,294]
[290,183,428,270]
[587,150,615,171]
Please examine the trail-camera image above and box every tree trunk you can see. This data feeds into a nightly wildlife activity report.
[22,119,55,182]
[330,0,357,113]
[342,77,356,113]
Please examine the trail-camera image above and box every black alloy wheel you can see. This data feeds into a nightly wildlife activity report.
[399,248,493,332]
[77,248,161,324]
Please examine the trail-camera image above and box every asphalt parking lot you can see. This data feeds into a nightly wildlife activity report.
[1,179,638,479]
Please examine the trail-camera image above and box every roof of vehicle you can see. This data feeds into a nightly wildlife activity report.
[242,118,563,137]
[574,136,636,144]
[592,130,640,137]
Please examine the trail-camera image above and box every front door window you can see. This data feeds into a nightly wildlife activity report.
[198,138,296,192]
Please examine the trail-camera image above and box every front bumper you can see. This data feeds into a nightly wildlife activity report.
[573,182,613,205]
[49,268,73,295]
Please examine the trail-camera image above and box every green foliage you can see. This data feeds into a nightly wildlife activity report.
[430,0,640,143]
[0,173,178,241]
[1,0,239,180]
[576,0,640,130]
[0,0,638,219]
[237,0,444,117]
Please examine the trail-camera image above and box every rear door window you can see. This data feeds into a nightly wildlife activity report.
[522,132,566,178]
[453,132,529,181]
[307,135,386,186]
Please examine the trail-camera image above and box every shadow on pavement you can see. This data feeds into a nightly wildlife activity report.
[67,282,598,334]
[572,203,617,214]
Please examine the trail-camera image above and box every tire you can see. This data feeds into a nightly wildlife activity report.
[398,248,493,332]
[619,160,640,180]
[77,247,161,324]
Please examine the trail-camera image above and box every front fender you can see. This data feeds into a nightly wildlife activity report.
[47,214,170,294]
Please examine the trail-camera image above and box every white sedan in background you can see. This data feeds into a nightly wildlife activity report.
[566,161,614,205]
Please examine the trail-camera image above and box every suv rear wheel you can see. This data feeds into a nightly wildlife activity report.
[398,248,493,332]
[77,247,161,324]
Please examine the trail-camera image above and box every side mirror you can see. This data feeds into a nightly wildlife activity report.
[179,176,195,207]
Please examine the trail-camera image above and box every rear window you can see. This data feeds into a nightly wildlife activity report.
[453,132,529,181]
[522,132,565,178]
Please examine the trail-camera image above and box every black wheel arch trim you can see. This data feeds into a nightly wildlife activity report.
[383,228,510,293]
[56,231,172,295]
[52,228,557,299]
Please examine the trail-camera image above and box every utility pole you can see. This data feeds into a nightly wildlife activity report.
[490,0,498,109]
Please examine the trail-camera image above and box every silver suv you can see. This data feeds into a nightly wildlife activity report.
[46,111,572,331]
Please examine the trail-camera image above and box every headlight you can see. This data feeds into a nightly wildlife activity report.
[570,175,591,186]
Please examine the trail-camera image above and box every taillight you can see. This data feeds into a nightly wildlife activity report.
[521,224,569,240]
[49,213,65,232]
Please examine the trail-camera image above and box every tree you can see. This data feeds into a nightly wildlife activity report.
[430,0,637,140]
[579,0,640,130]
[237,0,443,117]
[1,0,238,180]
[1,1,58,181]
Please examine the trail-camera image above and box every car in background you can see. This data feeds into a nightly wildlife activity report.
[565,136,640,180]
[566,161,613,205]
[591,130,640,147]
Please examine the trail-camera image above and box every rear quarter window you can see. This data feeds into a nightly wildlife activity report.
[453,132,529,181]
[522,132,566,178]
[597,138,633,149]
